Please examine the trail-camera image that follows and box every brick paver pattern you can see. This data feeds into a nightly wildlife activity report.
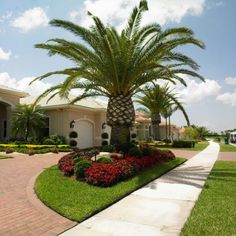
[0,152,76,236]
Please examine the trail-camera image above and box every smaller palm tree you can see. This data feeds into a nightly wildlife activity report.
[11,104,47,141]
[136,84,189,140]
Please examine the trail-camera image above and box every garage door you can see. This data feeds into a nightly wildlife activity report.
[75,120,94,149]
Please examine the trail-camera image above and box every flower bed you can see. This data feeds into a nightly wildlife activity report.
[58,146,175,187]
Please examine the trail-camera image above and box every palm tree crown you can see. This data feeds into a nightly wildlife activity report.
[135,84,189,140]
[31,0,205,149]
[11,104,47,141]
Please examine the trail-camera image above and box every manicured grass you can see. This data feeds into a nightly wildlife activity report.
[0,155,14,159]
[181,161,236,236]
[155,141,209,151]
[220,143,236,152]
[35,158,185,222]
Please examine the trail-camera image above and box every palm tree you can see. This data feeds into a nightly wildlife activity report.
[162,105,178,141]
[11,104,47,141]
[135,84,189,140]
[30,0,205,149]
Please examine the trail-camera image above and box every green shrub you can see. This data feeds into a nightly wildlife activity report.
[75,160,92,179]
[141,147,153,156]
[101,132,109,139]
[28,149,36,156]
[69,131,78,138]
[172,140,195,148]
[102,144,114,152]
[51,147,59,154]
[50,134,66,145]
[101,140,108,146]
[5,148,15,154]
[128,146,143,157]
[69,140,77,147]
[43,138,55,145]
[97,156,113,164]
[72,157,83,166]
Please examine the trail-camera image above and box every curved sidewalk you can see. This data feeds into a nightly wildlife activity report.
[62,141,220,236]
[0,152,76,236]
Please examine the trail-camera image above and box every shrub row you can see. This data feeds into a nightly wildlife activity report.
[172,140,195,148]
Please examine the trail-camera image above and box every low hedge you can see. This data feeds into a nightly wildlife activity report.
[0,144,72,154]
[172,140,195,148]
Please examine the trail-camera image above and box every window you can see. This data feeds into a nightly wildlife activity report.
[41,117,50,137]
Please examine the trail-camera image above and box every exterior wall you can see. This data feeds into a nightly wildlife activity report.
[0,91,21,140]
[45,107,106,148]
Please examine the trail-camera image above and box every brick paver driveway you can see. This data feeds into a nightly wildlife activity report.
[0,152,76,236]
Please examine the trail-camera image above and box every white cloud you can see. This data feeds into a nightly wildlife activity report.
[224,76,236,85]
[69,10,80,22]
[159,75,221,105]
[77,0,205,29]
[0,48,11,60]
[0,72,52,96]
[216,90,236,106]
[11,7,49,32]
[0,11,13,22]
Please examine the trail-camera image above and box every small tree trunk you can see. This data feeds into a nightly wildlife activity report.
[165,117,168,140]
[168,116,171,140]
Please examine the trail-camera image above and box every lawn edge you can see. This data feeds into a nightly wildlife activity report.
[34,157,187,222]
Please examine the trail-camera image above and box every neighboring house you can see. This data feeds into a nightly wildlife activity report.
[0,85,28,140]
[134,112,184,141]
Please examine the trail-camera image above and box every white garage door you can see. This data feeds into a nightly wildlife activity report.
[75,120,94,149]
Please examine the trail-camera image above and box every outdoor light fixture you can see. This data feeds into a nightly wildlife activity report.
[102,122,106,129]
[70,120,75,129]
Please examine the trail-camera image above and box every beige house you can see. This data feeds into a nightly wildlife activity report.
[0,85,108,148]
[134,111,183,141]
[21,94,109,149]
[0,85,28,140]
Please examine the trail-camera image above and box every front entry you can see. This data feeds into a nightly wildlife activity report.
[75,120,94,149]
[0,102,11,140]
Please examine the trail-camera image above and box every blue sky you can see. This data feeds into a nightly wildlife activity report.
[0,0,235,132]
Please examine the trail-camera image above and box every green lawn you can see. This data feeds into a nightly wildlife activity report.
[155,141,209,151]
[181,161,236,236]
[35,158,185,222]
[0,155,14,159]
[220,143,236,152]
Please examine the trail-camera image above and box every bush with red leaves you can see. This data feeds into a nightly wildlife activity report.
[58,153,75,176]
[85,163,120,187]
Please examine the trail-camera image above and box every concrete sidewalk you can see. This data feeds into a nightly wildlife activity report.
[61,141,220,236]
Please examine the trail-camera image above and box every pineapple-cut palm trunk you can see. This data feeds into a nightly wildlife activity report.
[107,94,135,150]
[151,112,161,140]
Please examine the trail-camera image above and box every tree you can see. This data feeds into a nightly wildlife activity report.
[31,0,205,150]
[11,104,47,141]
[135,84,189,140]
[162,105,178,141]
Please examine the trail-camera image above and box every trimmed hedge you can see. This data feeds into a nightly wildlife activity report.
[172,140,195,148]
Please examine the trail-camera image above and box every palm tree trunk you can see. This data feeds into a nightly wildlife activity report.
[168,116,171,140]
[165,117,168,140]
[107,94,135,151]
[151,113,161,140]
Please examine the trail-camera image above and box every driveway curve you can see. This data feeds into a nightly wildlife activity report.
[0,152,76,236]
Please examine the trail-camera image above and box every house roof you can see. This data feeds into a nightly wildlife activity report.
[0,85,28,97]
[20,94,107,111]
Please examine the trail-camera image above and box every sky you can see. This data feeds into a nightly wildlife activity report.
[0,0,235,132]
